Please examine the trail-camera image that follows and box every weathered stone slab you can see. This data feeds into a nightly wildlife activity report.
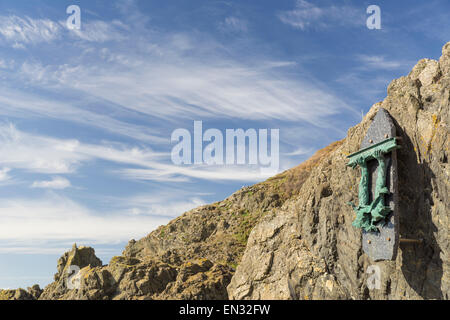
[360,108,399,261]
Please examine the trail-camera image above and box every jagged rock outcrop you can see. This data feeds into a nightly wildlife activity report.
[35,245,233,300]
[0,285,43,300]
[227,43,450,300]
[39,244,105,300]
[4,43,448,300]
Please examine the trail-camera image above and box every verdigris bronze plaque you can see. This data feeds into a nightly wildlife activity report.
[347,108,400,261]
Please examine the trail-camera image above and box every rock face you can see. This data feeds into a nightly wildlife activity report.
[228,44,450,300]
[3,43,448,300]
[0,285,43,300]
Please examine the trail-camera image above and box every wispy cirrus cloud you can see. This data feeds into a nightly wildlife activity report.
[278,0,364,30]
[0,87,166,144]
[0,189,207,253]
[68,20,128,42]
[219,16,248,33]
[0,58,8,69]
[283,146,314,156]
[0,15,61,46]
[122,193,206,217]
[15,52,356,126]
[119,165,277,183]
[0,10,360,187]
[332,54,414,104]
[0,123,85,174]
[356,55,409,70]
[0,14,127,48]
[0,123,166,175]
[0,167,12,183]
[31,176,71,190]
[0,194,170,244]
[0,123,280,183]
[2,8,357,127]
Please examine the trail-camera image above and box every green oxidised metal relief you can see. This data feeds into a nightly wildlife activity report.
[347,138,400,232]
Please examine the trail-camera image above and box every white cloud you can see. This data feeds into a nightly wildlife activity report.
[284,146,314,156]
[0,15,61,46]
[220,17,248,33]
[0,123,282,183]
[0,87,166,144]
[0,194,170,244]
[0,8,361,192]
[31,177,72,190]
[0,168,11,182]
[68,20,127,42]
[0,9,357,127]
[125,194,206,217]
[0,190,208,253]
[0,8,360,188]
[0,15,127,48]
[0,19,361,183]
[120,165,276,183]
[1,11,359,140]
[356,55,407,70]
[278,0,363,30]
[0,123,87,174]
[333,55,413,102]
[15,52,356,126]
[0,123,167,175]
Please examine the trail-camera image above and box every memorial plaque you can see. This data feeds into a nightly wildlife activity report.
[347,108,400,261]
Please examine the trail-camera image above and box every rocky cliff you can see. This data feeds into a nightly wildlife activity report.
[1,43,449,300]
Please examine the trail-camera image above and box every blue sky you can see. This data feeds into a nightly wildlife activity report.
[0,0,448,289]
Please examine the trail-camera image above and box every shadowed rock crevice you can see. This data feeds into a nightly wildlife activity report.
[393,121,444,299]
